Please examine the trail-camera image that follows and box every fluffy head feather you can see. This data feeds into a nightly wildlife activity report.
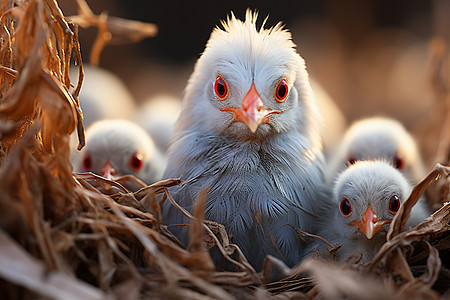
[327,117,426,184]
[73,119,166,186]
[70,66,136,128]
[135,95,181,152]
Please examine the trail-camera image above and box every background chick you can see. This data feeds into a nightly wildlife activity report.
[135,95,181,153]
[326,117,426,184]
[310,79,347,157]
[71,66,136,128]
[72,119,166,190]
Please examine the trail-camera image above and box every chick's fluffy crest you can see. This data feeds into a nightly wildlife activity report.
[333,160,411,206]
[217,10,294,53]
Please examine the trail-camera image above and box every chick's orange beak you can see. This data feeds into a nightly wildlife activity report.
[347,205,391,239]
[220,82,281,132]
[101,161,117,180]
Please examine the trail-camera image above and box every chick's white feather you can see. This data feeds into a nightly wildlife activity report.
[310,79,347,157]
[163,11,329,270]
[135,95,181,153]
[73,119,166,187]
[70,66,136,128]
[312,161,429,263]
[327,117,426,184]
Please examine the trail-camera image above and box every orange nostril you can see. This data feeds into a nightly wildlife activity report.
[362,214,369,223]
[255,99,263,112]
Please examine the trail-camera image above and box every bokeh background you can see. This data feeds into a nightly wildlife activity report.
[60,0,449,168]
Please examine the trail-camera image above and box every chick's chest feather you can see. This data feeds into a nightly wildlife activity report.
[165,128,327,232]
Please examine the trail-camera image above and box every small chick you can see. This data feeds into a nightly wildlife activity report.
[70,66,136,128]
[310,79,347,157]
[327,117,426,184]
[312,160,429,263]
[70,66,137,153]
[135,95,180,153]
[72,119,166,189]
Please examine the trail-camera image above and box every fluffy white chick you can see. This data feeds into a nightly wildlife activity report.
[327,117,426,184]
[73,119,166,189]
[70,66,136,128]
[310,79,347,157]
[135,95,180,153]
[312,160,429,263]
[162,10,329,270]
[70,66,137,154]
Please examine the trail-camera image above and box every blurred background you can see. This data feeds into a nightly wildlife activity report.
[60,0,449,168]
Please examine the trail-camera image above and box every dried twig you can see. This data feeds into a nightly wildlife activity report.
[67,0,157,66]
[387,163,450,241]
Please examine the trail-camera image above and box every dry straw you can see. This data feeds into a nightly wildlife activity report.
[0,0,449,299]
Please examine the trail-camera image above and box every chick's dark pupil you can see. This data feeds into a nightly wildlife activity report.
[132,156,141,168]
[341,200,350,214]
[390,196,399,212]
[394,156,403,170]
[83,156,92,169]
[217,81,225,96]
[278,84,286,97]
[132,157,139,167]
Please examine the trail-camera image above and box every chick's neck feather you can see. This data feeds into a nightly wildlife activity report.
[167,126,326,233]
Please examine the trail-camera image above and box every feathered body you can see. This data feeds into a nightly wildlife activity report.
[163,11,329,270]
[312,161,429,263]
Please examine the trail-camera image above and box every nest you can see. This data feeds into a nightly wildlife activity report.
[0,1,449,299]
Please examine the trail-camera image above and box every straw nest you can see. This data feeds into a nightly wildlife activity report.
[0,1,449,299]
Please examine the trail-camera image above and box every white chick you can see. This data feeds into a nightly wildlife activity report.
[327,117,426,184]
[310,79,347,157]
[70,65,136,128]
[135,95,180,153]
[162,10,329,270]
[72,119,166,189]
[312,160,429,263]
[70,66,137,155]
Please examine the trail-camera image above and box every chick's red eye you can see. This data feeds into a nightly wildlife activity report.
[130,152,143,170]
[348,156,357,165]
[275,78,288,102]
[82,153,92,170]
[393,154,403,170]
[214,75,228,100]
[389,195,400,214]
[340,197,352,216]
